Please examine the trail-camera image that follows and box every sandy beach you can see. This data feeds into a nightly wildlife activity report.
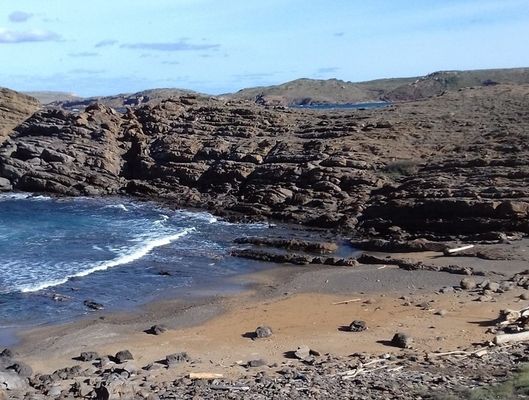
[14,247,529,378]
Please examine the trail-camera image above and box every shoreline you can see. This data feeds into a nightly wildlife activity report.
[13,249,526,375]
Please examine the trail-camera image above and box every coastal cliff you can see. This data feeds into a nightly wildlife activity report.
[0,84,528,241]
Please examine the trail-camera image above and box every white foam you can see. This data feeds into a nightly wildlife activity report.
[103,204,129,211]
[18,227,195,293]
[0,193,52,201]
[153,214,170,226]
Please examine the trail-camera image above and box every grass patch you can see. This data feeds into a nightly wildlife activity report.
[380,160,420,179]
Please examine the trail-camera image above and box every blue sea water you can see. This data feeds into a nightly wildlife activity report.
[0,194,276,329]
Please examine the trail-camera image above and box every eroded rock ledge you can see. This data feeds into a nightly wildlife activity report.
[0,84,528,241]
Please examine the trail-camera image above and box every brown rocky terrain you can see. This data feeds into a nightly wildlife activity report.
[0,84,528,242]
[384,67,529,102]
[0,88,39,140]
[224,77,416,106]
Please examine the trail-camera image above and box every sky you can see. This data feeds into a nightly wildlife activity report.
[0,0,528,97]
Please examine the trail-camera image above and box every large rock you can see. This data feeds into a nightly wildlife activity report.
[0,371,27,390]
[0,84,527,239]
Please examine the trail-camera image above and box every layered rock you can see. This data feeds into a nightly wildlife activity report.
[0,88,39,140]
[0,84,528,240]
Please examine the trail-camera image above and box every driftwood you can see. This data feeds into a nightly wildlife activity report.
[427,348,488,358]
[210,385,250,391]
[188,372,224,380]
[332,298,362,305]
[443,245,475,255]
[494,331,529,345]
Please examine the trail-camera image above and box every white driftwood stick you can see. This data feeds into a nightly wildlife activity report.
[427,347,488,358]
[210,385,250,391]
[189,372,224,380]
[494,331,529,345]
[445,245,475,254]
[332,298,362,305]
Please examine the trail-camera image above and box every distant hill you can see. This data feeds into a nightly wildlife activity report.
[383,67,529,101]
[23,91,82,105]
[54,88,207,111]
[224,77,418,106]
[225,67,529,105]
[18,67,529,111]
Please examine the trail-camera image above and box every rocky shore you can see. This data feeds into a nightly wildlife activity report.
[0,83,528,242]
[0,81,528,398]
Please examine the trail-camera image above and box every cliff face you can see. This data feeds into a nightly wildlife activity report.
[0,88,40,140]
[0,84,528,240]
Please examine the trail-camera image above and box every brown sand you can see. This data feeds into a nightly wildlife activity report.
[15,258,528,378]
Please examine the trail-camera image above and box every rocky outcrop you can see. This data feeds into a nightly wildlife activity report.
[0,88,39,140]
[384,68,529,102]
[0,84,528,240]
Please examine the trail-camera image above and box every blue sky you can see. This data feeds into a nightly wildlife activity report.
[1,0,528,96]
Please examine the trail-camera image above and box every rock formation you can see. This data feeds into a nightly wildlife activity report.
[0,83,528,241]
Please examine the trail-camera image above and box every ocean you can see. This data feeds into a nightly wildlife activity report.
[0,194,276,331]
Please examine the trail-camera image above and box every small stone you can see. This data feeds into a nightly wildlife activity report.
[460,277,477,290]
[0,349,14,359]
[520,293,529,300]
[148,325,168,335]
[485,282,500,292]
[348,320,367,332]
[435,309,448,317]
[166,352,189,366]
[294,345,311,360]
[248,359,267,368]
[478,295,493,302]
[439,286,454,294]
[7,361,32,377]
[79,351,99,362]
[418,302,433,310]
[391,332,413,349]
[47,385,62,397]
[114,350,133,363]
[255,325,273,339]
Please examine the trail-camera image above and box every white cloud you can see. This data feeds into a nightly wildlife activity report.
[0,28,60,43]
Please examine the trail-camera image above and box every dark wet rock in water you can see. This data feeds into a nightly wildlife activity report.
[350,238,447,253]
[114,350,134,363]
[348,320,367,332]
[391,332,413,349]
[83,300,104,310]
[231,249,314,265]
[79,351,99,362]
[234,237,338,254]
[255,325,273,339]
[147,324,168,335]
[166,352,189,366]
[460,277,477,290]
